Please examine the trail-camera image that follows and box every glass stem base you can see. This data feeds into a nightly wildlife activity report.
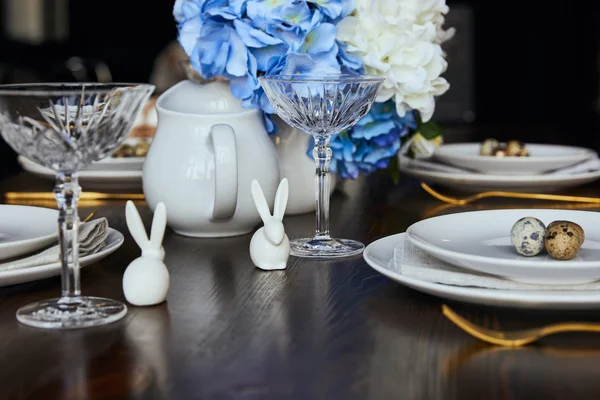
[16,296,127,329]
[290,237,365,259]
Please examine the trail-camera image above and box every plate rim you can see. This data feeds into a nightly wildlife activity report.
[398,165,600,192]
[0,228,124,282]
[435,143,596,163]
[18,156,142,179]
[399,157,600,182]
[405,209,600,270]
[95,156,145,165]
[363,233,600,309]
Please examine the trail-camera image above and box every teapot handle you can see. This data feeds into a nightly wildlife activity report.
[209,124,238,220]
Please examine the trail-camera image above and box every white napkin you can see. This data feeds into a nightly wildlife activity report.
[399,154,600,176]
[0,218,108,272]
[392,234,600,290]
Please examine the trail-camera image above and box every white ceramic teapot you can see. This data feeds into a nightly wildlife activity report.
[143,79,280,237]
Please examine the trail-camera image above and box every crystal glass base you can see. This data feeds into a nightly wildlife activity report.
[16,296,127,329]
[290,237,365,258]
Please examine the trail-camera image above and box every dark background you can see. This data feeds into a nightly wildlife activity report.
[0,0,598,174]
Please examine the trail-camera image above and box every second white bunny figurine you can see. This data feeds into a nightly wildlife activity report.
[123,200,170,306]
[250,178,290,270]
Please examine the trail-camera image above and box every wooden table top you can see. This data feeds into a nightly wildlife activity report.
[2,171,600,400]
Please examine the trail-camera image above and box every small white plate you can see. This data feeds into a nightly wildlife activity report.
[0,228,124,287]
[399,162,600,193]
[0,205,57,261]
[406,209,600,285]
[434,143,596,175]
[19,157,142,190]
[364,233,600,309]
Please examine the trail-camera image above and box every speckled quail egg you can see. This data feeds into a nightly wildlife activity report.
[545,220,584,260]
[510,217,547,256]
[505,140,530,157]
[548,220,585,246]
[480,138,500,156]
[493,148,507,157]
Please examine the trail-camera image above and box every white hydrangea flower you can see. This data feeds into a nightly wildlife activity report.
[337,0,454,122]
[410,0,456,44]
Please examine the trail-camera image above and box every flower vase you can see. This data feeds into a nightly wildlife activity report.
[272,118,337,215]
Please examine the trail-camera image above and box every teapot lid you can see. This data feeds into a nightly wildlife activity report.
[157,79,248,114]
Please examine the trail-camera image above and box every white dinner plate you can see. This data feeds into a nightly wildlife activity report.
[0,205,58,261]
[19,156,142,190]
[434,143,596,175]
[0,228,124,287]
[364,233,600,309]
[406,209,600,285]
[399,162,600,192]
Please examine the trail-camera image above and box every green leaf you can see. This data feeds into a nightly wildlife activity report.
[418,120,441,141]
[415,111,423,127]
[387,155,401,184]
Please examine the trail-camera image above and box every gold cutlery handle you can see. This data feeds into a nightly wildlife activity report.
[443,305,600,347]
[481,191,600,204]
[541,323,600,336]
[4,192,144,201]
[421,182,600,205]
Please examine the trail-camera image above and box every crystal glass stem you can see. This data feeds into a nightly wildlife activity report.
[16,170,128,328]
[54,172,81,301]
[313,135,332,241]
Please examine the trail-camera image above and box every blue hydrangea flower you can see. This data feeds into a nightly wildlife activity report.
[306,0,354,21]
[174,0,360,135]
[173,0,204,54]
[309,102,417,179]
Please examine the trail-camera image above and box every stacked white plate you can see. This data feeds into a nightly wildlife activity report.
[19,154,143,190]
[399,143,600,192]
[364,209,600,309]
[0,205,124,286]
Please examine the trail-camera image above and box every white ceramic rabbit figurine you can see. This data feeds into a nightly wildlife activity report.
[123,200,170,306]
[250,178,290,270]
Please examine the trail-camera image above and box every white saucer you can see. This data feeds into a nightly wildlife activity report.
[0,205,57,261]
[364,233,600,309]
[434,143,596,175]
[399,162,600,193]
[0,228,124,287]
[19,157,142,190]
[406,209,600,285]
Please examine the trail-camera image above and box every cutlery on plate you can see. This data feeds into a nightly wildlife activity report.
[4,192,144,201]
[83,211,96,222]
[421,182,600,205]
[442,304,600,346]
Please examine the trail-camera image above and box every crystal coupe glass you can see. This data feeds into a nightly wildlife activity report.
[0,83,154,328]
[259,74,384,258]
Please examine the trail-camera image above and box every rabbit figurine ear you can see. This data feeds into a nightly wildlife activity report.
[251,180,272,224]
[272,178,289,220]
[126,200,149,250]
[149,202,167,249]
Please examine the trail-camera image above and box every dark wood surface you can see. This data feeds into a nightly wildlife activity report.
[2,171,600,400]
